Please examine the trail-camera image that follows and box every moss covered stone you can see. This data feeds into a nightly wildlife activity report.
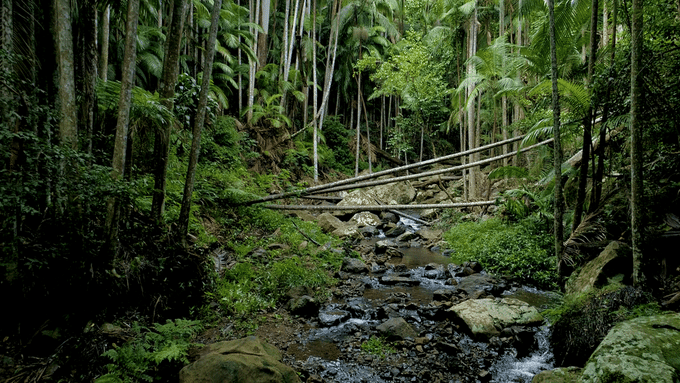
[447,298,543,339]
[566,241,631,295]
[531,367,582,382]
[179,336,301,383]
[580,313,680,383]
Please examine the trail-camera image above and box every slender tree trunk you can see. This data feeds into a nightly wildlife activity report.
[630,0,644,286]
[99,5,109,81]
[247,0,259,123]
[548,0,564,268]
[467,4,478,198]
[312,0,319,183]
[592,0,617,209]
[152,0,188,223]
[55,0,77,149]
[178,0,222,245]
[317,0,340,130]
[355,69,362,177]
[80,0,97,157]
[106,0,140,246]
[572,0,599,232]
[257,0,271,69]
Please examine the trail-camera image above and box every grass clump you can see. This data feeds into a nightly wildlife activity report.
[443,217,557,289]
[361,336,396,358]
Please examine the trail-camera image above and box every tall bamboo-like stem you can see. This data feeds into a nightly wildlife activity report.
[630,0,644,286]
[312,0,319,183]
[548,0,564,269]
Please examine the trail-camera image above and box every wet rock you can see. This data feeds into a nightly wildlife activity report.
[503,326,538,357]
[380,276,421,286]
[392,264,408,273]
[433,289,454,302]
[385,225,407,237]
[376,317,417,340]
[342,257,369,274]
[447,298,543,339]
[359,226,378,237]
[441,249,455,257]
[456,274,501,296]
[446,263,463,278]
[396,231,418,242]
[565,241,630,295]
[416,228,443,242]
[346,298,374,318]
[319,309,351,326]
[179,336,300,383]
[381,212,399,223]
[580,313,680,383]
[375,240,396,253]
[445,278,458,286]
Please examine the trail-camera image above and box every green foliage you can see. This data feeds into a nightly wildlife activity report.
[360,336,396,358]
[97,319,202,383]
[443,217,557,289]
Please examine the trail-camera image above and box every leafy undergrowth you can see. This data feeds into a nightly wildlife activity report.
[443,216,558,290]
[96,319,203,383]
[201,205,346,332]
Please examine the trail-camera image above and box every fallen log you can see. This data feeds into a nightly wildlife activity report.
[235,135,526,206]
[306,139,553,196]
[264,201,496,211]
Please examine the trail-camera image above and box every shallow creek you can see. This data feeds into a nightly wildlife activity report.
[284,217,558,383]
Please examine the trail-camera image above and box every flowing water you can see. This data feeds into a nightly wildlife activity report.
[292,215,557,382]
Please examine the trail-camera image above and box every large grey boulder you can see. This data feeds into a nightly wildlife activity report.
[349,212,381,227]
[341,257,369,274]
[447,298,543,339]
[376,317,417,340]
[316,213,345,233]
[337,181,416,208]
[580,313,680,383]
[179,336,300,383]
[566,241,631,295]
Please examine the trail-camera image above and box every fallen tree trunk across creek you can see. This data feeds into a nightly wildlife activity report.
[235,135,527,206]
[264,200,496,211]
[302,138,554,196]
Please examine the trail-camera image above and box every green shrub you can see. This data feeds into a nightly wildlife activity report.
[361,336,396,358]
[443,217,557,289]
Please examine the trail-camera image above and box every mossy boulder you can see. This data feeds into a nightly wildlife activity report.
[566,241,632,295]
[179,336,300,383]
[531,367,582,383]
[447,298,543,339]
[580,313,680,383]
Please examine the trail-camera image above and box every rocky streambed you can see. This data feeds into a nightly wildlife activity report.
[276,217,559,383]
